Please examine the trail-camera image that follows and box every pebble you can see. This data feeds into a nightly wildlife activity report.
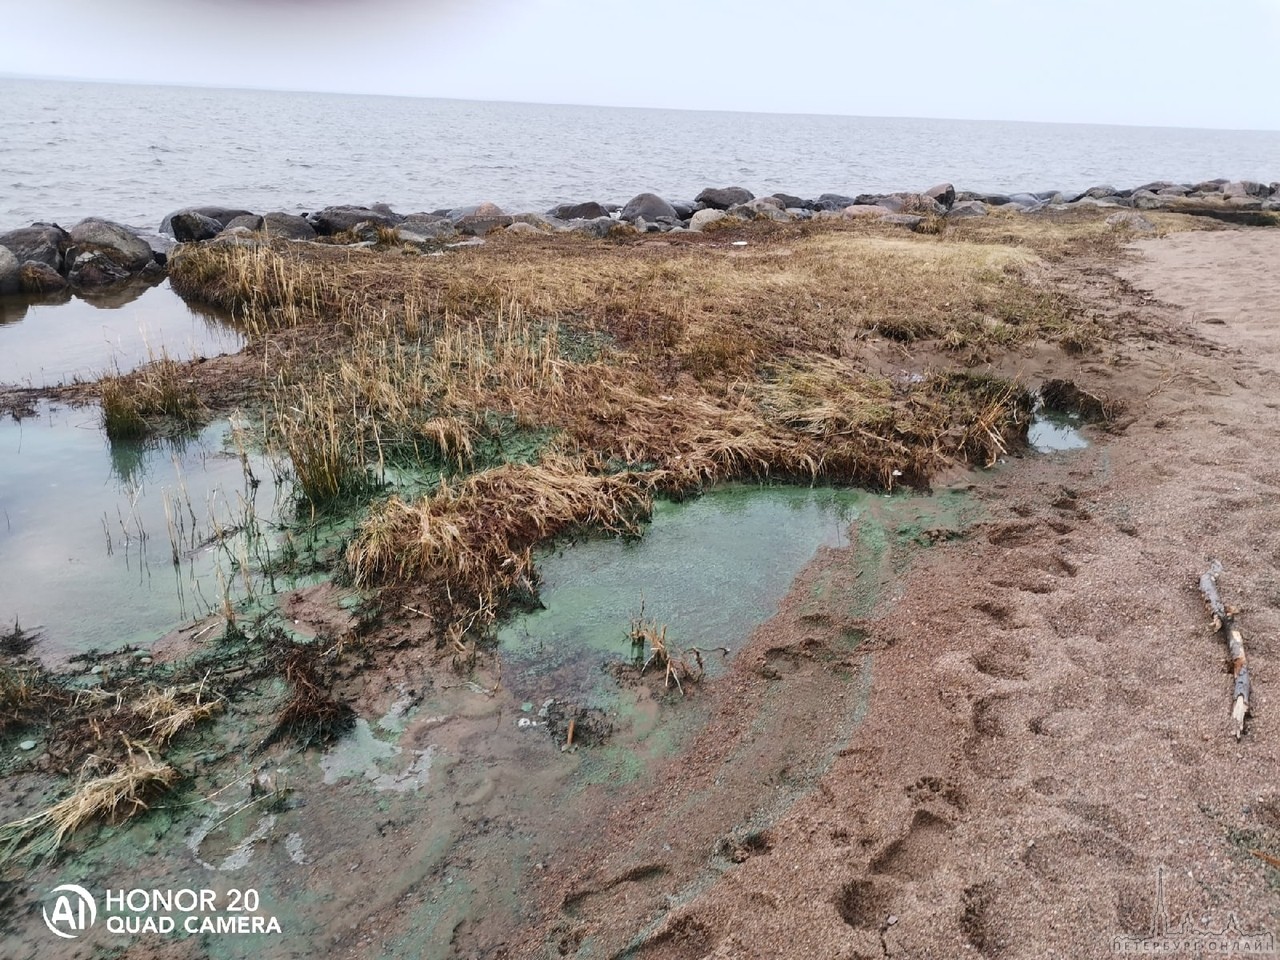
[18,740,37,751]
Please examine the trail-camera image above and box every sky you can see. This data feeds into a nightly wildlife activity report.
[3,0,1280,130]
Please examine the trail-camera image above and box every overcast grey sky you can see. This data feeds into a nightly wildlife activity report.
[4,0,1279,130]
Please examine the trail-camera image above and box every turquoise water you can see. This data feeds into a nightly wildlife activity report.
[0,404,282,656]
[498,485,860,703]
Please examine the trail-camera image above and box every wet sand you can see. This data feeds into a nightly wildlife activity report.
[521,228,1280,958]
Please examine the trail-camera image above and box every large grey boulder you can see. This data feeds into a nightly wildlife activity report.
[879,213,925,231]
[456,215,514,236]
[772,193,811,210]
[67,218,154,271]
[566,216,631,239]
[307,205,398,235]
[160,206,254,236]
[695,186,754,210]
[1193,179,1229,193]
[946,200,988,219]
[1223,180,1269,199]
[261,212,316,240]
[447,201,504,223]
[0,246,20,295]
[620,193,677,223]
[0,224,68,272]
[1070,185,1119,202]
[66,249,134,287]
[814,193,856,211]
[19,261,68,294]
[223,214,265,232]
[547,201,610,221]
[842,204,888,219]
[1130,190,1165,210]
[924,182,956,209]
[689,209,729,231]
[1106,211,1156,232]
[170,210,224,242]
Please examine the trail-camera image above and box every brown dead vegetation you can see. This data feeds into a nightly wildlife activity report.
[166,214,1136,639]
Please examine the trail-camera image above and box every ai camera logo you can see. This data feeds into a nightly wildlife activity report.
[43,884,98,939]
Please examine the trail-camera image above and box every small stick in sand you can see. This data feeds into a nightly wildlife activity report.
[1198,560,1252,740]
[566,718,576,750]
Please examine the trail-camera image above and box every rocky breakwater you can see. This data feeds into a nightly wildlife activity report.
[0,217,170,296]
[2,177,1276,296]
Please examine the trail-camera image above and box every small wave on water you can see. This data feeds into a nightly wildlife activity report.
[2,76,1279,229]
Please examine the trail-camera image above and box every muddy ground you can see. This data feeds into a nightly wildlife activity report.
[510,228,1280,959]
[3,226,1279,960]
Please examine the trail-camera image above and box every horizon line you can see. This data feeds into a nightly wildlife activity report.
[2,72,1278,135]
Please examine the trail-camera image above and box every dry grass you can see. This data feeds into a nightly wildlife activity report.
[263,645,355,749]
[171,216,1090,637]
[100,350,205,440]
[348,458,653,632]
[132,682,225,746]
[630,616,704,695]
[0,747,179,863]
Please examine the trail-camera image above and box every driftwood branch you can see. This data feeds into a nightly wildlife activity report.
[1198,560,1252,740]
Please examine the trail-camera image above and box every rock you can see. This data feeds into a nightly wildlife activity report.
[879,213,924,230]
[511,213,562,231]
[455,214,514,237]
[1271,182,1280,197]
[1223,180,1268,199]
[370,203,399,218]
[1156,185,1191,197]
[18,740,36,752]
[695,186,754,210]
[447,202,505,223]
[0,224,68,272]
[1005,193,1046,210]
[842,204,888,219]
[730,198,789,221]
[1193,179,1229,193]
[566,216,633,239]
[67,218,154,271]
[1130,190,1166,210]
[160,206,254,236]
[397,220,458,242]
[506,222,545,236]
[67,249,134,287]
[1106,212,1156,232]
[772,193,810,210]
[0,246,20,295]
[546,201,610,221]
[224,214,264,232]
[218,226,259,241]
[261,212,316,240]
[1071,185,1119,202]
[945,200,988,219]
[307,205,398,235]
[19,261,67,294]
[893,193,946,215]
[131,230,175,265]
[961,192,1013,206]
[170,210,224,242]
[873,196,905,213]
[1224,196,1264,210]
[620,193,678,223]
[924,182,956,209]
[689,209,729,231]
[815,193,856,212]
